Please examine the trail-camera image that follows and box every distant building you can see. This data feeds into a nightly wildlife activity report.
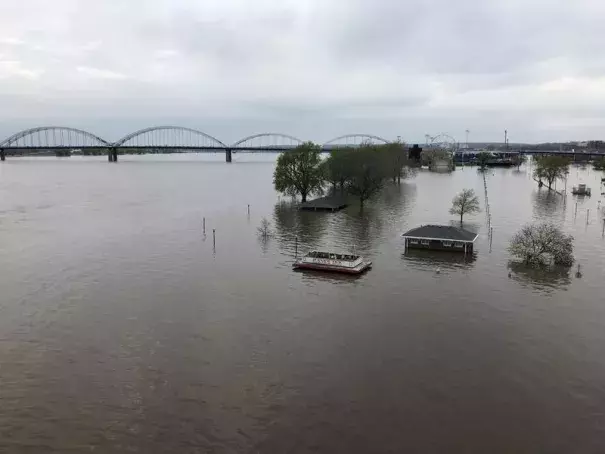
[402,225,478,254]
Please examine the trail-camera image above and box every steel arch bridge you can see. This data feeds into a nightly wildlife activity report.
[114,126,227,149]
[0,126,110,151]
[231,133,304,151]
[323,134,390,148]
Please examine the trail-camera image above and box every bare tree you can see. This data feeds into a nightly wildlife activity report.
[449,189,481,224]
[257,217,272,238]
[508,223,574,266]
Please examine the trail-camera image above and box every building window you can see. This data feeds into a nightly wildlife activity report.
[454,242,464,248]
[421,240,430,246]
[442,241,452,247]
[409,239,419,245]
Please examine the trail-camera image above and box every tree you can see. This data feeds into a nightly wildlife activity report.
[381,141,409,183]
[509,223,574,266]
[273,142,324,203]
[449,188,481,224]
[421,148,451,169]
[344,144,388,207]
[476,151,491,170]
[533,156,570,190]
[322,147,350,192]
[512,153,527,169]
[257,217,272,238]
[593,157,605,171]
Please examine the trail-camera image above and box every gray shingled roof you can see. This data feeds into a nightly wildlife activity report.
[402,225,478,242]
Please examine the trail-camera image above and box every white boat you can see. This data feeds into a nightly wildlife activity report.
[293,251,372,274]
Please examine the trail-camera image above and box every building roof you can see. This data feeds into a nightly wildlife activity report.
[402,225,478,242]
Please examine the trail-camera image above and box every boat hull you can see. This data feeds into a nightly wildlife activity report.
[293,261,372,275]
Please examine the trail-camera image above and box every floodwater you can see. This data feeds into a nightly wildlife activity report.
[1,154,604,453]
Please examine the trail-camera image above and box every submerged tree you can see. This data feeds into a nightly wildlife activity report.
[381,141,410,183]
[476,151,491,170]
[512,153,527,169]
[322,147,350,192]
[449,188,481,224]
[508,223,574,267]
[534,156,570,190]
[273,142,324,203]
[592,157,605,171]
[344,144,389,207]
[421,148,451,169]
[257,217,273,238]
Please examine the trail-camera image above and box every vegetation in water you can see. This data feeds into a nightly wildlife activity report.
[508,222,574,267]
[273,142,325,203]
[476,151,491,171]
[533,156,570,190]
[592,157,605,171]
[449,188,481,224]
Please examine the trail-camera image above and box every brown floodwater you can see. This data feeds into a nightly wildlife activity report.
[1,154,604,453]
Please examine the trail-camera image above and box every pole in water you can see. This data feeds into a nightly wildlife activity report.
[575,202,578,217]
[203,217,206,234]
[247,204,250,216]
[213,229,216,247]
[587,209,590,225]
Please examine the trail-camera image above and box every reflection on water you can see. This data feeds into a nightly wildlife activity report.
[403,249,477,271]
[532,188,566,220]
[507,260,572,293]
[273,201,329,253]
[1,157,605,453]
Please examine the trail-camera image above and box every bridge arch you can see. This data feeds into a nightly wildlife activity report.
[231,133,304,149]
[114,126,227,148]
[323,134,390,147]
[0,126,110,148]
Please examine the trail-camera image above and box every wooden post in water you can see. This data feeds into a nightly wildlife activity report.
[213,229,216,248]
[586,209,590,225]
[575,202,578,218]
[203,217,206,234]
[0,149,5,161]
[247,204,250,216]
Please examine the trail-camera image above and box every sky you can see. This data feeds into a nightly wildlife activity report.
[1,0,604,144]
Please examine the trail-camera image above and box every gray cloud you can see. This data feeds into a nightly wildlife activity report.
[0,0,604,143]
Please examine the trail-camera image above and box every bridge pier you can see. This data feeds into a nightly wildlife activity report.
[108,148,118,162]
[226,148,232,163]
[0,149,4,161]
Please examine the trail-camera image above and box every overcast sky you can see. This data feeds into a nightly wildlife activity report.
[1,0,604,144]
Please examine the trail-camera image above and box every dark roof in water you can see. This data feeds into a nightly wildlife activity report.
[402,225,478,242]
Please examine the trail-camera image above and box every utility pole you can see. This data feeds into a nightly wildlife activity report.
[465,129,470,149]
[504,130,509,151]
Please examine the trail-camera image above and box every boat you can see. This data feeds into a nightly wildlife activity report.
[293,251,372,274]
[572,184,591,196]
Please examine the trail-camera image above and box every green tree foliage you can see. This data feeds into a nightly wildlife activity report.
[449,188,481,224]
[593,157,605,170]
[344,144,389,207]
[512,153,527,168]
[476,151,491,170]
[273,142,324,203]
[382,141,410,183]
[533,156,570,190]
[509,223,574,267]
[322,147,350,192]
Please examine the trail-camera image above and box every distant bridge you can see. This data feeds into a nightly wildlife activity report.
[0,126,392,162]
